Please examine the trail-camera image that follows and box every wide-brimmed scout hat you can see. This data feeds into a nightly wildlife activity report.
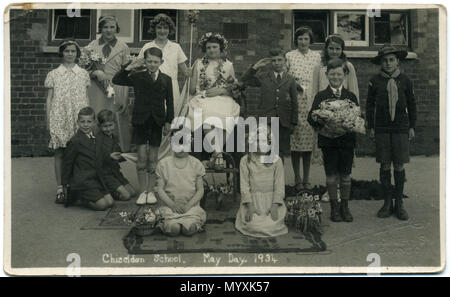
[371,44,408,64]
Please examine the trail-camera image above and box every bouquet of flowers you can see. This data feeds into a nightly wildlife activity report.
[226,76,246,102]
[79,46,115,98]
[119,207,164,236]
[187,10,200,25]
[311,99,365,138]
[285,190,323,234]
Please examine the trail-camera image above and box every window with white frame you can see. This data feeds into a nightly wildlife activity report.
[293,10,411,49]
[49,9,178,46]
[51,9,92,41]
[96,9,134,43]
[140,9,178,42]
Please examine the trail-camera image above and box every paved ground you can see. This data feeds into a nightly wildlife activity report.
[7,155,443,274]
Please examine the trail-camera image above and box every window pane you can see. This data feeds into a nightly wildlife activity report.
[141,9,177,41]
[97,9,133,42]
[375,13,408,45]
[293,11,328,43]
[336,13,366,41]
[53,9,91,40]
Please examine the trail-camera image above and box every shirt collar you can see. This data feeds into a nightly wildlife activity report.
[330,85,343,94]
[274,71,283,78]
[57,64,83,75]
[99,36,118,47]
[149,69,159,79]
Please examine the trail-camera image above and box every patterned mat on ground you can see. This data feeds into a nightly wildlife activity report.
[123,222,328,254]
[81,192,240,230]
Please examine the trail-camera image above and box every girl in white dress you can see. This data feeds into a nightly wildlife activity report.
[187,33,240,168]
[138,13,190,117]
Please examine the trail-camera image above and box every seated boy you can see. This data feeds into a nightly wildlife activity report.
[61,107,114,211]
[307,58,359,223]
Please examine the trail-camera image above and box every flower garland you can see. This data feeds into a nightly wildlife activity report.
[198,32,228,50]
[198,56,228,91]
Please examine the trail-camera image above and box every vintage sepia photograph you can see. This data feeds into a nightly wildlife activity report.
[3,2,445,276]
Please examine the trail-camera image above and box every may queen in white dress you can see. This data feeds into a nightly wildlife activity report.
[187,33,240,164]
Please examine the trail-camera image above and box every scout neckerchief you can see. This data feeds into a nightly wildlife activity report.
[99,36,118,59]
[380,68,401,121]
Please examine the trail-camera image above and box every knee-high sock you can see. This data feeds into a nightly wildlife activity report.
[326,181,338,201]
[340,179,351,200]
[393,170,406,199]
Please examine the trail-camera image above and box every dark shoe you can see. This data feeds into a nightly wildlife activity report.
[55,192,66,204]
[394,198,409,220]
[340,200,353,222]
[330,200,342,222]
[377,198,393,218]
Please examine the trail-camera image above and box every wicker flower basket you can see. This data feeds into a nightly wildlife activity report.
[135,223,157,236]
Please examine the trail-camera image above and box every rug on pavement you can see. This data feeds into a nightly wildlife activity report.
[122,222,328,254]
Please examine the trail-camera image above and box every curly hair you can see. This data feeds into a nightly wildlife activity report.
[326,58,349,75]
[97,15,120,34]
[149,13,176,35]
[322,35,347,64]
[294,26,314,47]
[97,109,115,125]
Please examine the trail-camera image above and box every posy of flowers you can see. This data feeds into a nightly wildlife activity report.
[79,46,115,98]
[119,207,163,228]
[311,98,365,138]
[285,191,323,234]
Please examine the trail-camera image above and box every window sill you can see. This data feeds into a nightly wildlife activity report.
[43,46,418,60]
[345,50,418,60]
[43,46,146,55]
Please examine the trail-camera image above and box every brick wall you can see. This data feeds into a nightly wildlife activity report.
[9,9,440,157]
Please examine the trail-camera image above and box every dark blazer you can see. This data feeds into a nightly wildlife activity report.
[112,69,174,127]
[366,73,417,134]
[308,85,359,148]
[61,130,107,191]
[97,132,124,176]
[241,67,298,128]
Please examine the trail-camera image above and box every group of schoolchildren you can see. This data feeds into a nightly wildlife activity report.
[46,36,416,238]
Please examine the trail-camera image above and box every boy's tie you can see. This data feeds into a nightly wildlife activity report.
[276,73,281,84]
[151,72,156,82]
[335,89,341,98]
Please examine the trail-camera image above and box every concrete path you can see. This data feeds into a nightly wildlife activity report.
[7,155,442,273]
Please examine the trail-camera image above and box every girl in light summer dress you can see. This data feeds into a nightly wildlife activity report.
[235,126,288,238]
[45,39,90,204]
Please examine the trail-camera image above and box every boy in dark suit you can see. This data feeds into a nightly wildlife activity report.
[62,107,114,211]
[113,47,174,205]
[366,44,417,221]
[308,58,359,223]
[241,48,298,160]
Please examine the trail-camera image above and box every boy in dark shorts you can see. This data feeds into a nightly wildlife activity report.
[62,107,114,211]
[308,58,358,223]
[366,44,417,221]
[240,48,298,161]
[113,47,174,205]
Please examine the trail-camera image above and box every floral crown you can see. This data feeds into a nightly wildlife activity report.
[199,32,228,50]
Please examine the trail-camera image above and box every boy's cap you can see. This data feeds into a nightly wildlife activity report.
[372,44,408,65]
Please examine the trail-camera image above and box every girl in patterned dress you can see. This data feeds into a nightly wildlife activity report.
[286,26,322,191]
[45,39,90,203]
